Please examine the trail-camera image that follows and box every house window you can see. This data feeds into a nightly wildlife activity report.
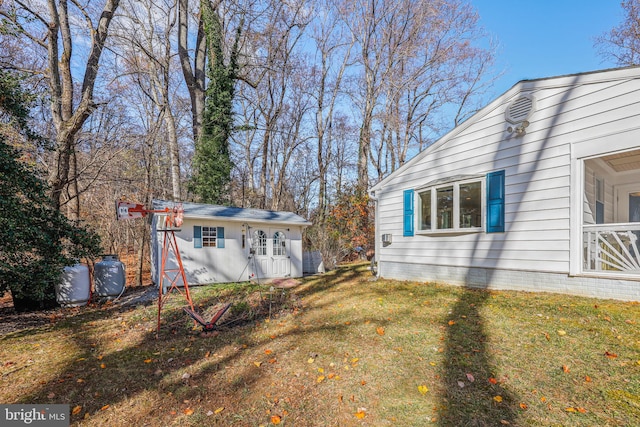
[418,178,483,231]
[419,190,431,230]
[460,181,482,228]
[595,176,604,224]
[437,186,454,229]
[273,231,286,256]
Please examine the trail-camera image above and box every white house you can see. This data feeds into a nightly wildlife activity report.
[150,200,312,286]
[370,67,640,301]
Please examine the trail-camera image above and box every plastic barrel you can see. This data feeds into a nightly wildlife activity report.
[55,264,91,307]
[94,254,126,299]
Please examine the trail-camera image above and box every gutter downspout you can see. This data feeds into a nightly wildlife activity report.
[369,189,380,278]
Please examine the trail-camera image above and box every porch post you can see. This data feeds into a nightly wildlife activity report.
[569,151,582,276]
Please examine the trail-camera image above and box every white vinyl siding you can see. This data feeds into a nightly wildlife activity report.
[373,69,640,279]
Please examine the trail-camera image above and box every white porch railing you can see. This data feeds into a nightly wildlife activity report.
[583,224,640,273]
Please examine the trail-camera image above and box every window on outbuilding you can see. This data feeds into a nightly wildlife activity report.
[193,226,225,248]
[253,229,267,255]
[273,231,287,256]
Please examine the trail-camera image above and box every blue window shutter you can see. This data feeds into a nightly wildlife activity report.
[403,189,414,236]
[486,170,505,233]
[194,226,202,248]
[217,227,225,248]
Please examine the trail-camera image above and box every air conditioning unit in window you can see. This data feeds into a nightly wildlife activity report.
[381,233,392,245]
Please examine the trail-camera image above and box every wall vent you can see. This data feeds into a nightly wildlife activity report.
[505,94,535,124]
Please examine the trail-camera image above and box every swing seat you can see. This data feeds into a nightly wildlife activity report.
[183,303,231,331]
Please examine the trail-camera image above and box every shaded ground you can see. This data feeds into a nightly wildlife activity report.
[0,285,158,335]
[1,266,638,426]
[0,278,301,335]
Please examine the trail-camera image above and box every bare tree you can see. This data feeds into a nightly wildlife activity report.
[595,0,640,66]
[1,0,121,213]
[308,0,355,224]
[234,0,312,209]
[113,0,184,200]
[374,0,495,177]
[337,0,494,186]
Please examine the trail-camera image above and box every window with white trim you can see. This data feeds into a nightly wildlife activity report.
[202,226,218,247]
[273,231,286,256]
[595,176,604,224]
[417,178,483,231]
[253,229,267,255]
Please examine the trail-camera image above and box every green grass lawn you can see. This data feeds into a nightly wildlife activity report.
[1,263,638,426]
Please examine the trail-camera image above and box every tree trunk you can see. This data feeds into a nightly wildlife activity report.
[46,0,121,210]
[178,0,208,142]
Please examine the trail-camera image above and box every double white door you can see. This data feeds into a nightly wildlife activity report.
[251,228,290,279]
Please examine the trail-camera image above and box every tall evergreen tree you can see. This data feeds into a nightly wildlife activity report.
[0,70,101,311]
[189,3,241,205]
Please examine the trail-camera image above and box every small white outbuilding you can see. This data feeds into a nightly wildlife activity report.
[370,67,640,301]
[150,200,312,286]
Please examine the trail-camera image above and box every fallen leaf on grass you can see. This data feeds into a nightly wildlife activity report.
[585,376,592,382]
[376,326,385,336]
[100,363,106,369]
[317,376,325,383]
[493,396,503,403]
[557,330,567,336]
[466,373,475,382]
[271,415,282,424]
[448,320,456,326]
[604,351,618,358]
[214,407,224,414]
[355,410,366,419]
[457,381,465,388]
[519,403,528,410]
[265,349,272,355]
[254,361,263,367]
[101,405,110,411]
[144,359,152,364]
[418,385,428,395]
[72,406,82,416]
[562,365,570,373]
[488,377,498,384]
[183,408,193,415]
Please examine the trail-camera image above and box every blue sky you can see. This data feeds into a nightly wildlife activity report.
[472,1,625,96]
